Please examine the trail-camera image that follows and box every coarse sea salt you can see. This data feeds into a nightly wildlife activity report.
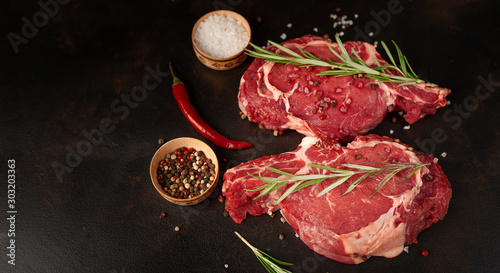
[194,14,249,58]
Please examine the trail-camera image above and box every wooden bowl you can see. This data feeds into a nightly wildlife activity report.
[150,137,219,206]
[192,10,251,71]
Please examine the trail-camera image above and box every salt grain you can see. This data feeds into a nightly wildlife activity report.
[287,23,292,28]
[403,246,409,253]
[389,129,394,134]
[280,33,287,40]
[313,27,318,32]
[224,264,229,268]
[194,14,249,58]
[403,125,411,130]
[441,152,447,158]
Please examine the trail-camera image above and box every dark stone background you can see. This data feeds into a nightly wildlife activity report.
[1,0,499,272]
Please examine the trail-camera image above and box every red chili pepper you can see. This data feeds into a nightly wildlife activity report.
[169,63,252,150]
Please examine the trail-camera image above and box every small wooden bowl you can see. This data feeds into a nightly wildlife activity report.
[150,137,219,206]
[192,10,251,71]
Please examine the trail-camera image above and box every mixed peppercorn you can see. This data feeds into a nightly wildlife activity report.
[156,147,216,199]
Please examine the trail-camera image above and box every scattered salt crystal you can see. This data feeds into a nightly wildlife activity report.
[446,100,451,105]
[224,264,229,268]
[433,158,439,163]
[398,111,404,116]
[389,130,394,134]
[280,33,287,40]
[403,125,411,130]
[354,14,359,19]
[313,27,318,32]
[295,233,299,238]
[368,32,374,37]
[374,41,379,45]
[194,14,249,58]
[287,23,292,28]
[403,246,409,253]
[441,152,447,158]
[339,31,344,36]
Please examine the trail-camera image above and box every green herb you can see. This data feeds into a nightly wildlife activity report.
[245,35,437,87]
[235,232,293,273]
[247,162,429,204]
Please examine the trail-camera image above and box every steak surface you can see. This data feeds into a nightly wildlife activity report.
[239,35,451,140]
[222,135,452,264]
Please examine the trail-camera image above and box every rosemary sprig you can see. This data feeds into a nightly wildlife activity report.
[245,35,437,87]
[235,232,293,273]
[247,162,428,204]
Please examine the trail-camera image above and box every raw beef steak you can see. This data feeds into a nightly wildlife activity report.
[222,135,451,264]
[239,35,450,140]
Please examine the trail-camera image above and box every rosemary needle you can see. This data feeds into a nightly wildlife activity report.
[247,162,428,204]
[245,34,437,87]
[235,232,293,273]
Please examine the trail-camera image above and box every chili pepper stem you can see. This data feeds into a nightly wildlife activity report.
[169,62,183,85]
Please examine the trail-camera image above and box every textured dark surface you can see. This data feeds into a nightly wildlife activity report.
[1,0,499,272]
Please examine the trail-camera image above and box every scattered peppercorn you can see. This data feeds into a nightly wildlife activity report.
[362,255,368,261]
[371,84,378,89]
[279,233,285,240]
[174,226,180,232]
[158,138,164,145]
[392,117,397,123]
[223,211,229,217]
[331,101,337,108]
[159,211,166,219]
[421,250,429,257]
[314,80,320,86]
[218,195,224,203]
[355,154,362,160]
[280,217,286,223]
[353,253,359,258]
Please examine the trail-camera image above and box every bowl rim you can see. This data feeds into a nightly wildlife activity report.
[149,137,219,205]
[191,9,252,61]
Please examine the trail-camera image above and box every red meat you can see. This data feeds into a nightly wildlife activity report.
[222,135,452,264]
[239,35,450,140]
